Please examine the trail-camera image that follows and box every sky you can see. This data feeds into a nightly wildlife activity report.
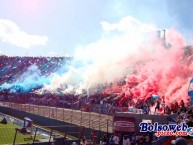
[0,0,193,57]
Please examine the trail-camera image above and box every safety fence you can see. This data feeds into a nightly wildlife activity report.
[2,102,113,134]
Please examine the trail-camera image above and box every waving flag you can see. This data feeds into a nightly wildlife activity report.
[152,94,160,99]
[188,78,193,105]
[81,88,87,94]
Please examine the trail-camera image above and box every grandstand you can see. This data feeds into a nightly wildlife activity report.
[0,51,193,145]
[0,56,71,85]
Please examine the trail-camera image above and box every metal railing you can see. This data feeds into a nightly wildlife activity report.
[2,102,113,134]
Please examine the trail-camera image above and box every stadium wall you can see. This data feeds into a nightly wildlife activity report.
[0,105,169,134]
[114,112,169,132]
[0,106,107,142]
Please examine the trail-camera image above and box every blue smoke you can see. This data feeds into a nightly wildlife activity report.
[0,65,51,93]
[0,57,92,94]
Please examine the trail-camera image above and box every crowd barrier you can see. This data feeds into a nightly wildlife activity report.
[91,105,144,115]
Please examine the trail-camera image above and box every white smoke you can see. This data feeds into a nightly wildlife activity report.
[44,16,159,95]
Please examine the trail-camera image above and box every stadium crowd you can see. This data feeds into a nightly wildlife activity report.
[0,89,192,117]
[0,55,192,116]
[0,55,193,145]
[0,55,71,84]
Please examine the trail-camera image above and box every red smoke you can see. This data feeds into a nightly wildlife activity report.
[103,29,193,106]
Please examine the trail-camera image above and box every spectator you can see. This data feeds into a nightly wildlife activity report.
[170,103,175,114]
[113,133,120,145]
[99,138,103,145]
[142,105,149,114]
[180,100,185,107]
[139,136,145,145]
[91,128,97,144]
[82,138,87,145]
[174,101,179,113]
[161,100,166,113]
[109,135,114,145]
[154,99,160,114]
[186,98,192,108]
[130,138,136,145]
[135,134,140,144]
[171,137,187,145]
[126,136,131,145]
[145,134,150,144]
[165,105,171,115]
[102,134,107,145]
[72,142,77,145]
[187,108,193,117]
[123,135,127,145]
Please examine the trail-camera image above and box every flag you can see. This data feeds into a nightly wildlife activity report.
[81,88,87,94]
[152,94,159,99]
[188,78,193,105]
[188,78,193,96]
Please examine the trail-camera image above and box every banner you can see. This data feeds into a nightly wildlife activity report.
[113,117,135,132]
[188,78,193,105]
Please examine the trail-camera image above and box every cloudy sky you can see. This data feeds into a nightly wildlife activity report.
[0,0,192,56]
